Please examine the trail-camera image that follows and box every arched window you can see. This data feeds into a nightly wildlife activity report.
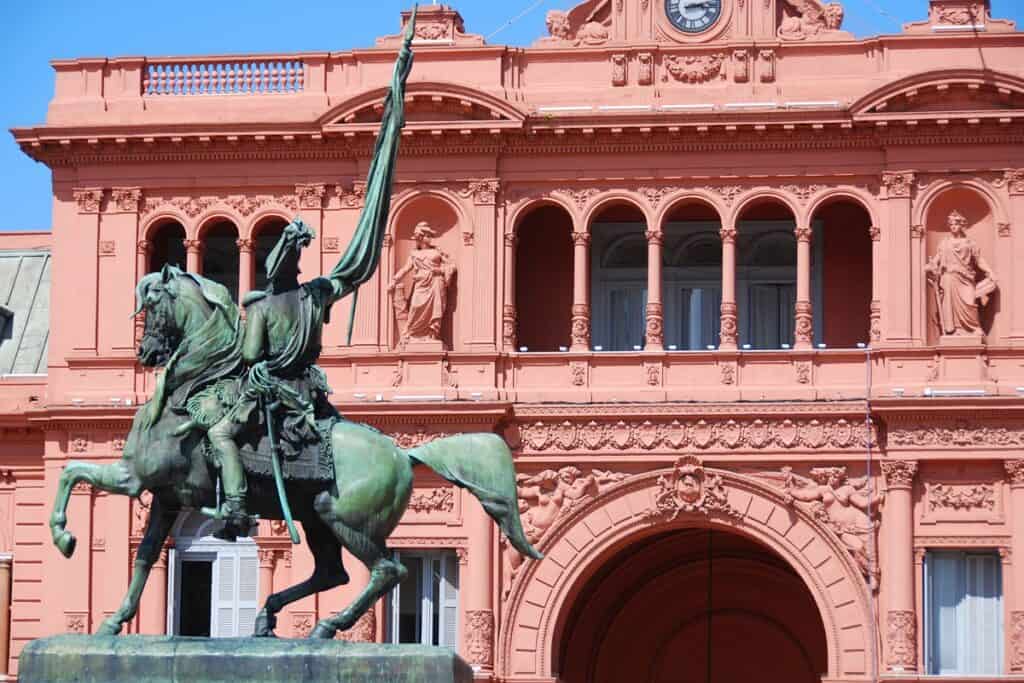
[737,200,797,349]
[252,217,288,292]
[200,220,240,300]
[662,200,723,350]
[591,203,648,351]
[148,221,186,273]
[811,199,873,348]
[515,205,573,352]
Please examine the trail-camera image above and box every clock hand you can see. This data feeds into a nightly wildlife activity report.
[682,1,711,8]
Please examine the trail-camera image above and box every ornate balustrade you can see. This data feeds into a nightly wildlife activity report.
[143,58,305,96]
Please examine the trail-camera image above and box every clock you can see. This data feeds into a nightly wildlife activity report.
[665,0,723,33]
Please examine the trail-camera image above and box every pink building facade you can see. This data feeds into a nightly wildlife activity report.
[3,0,1024,680]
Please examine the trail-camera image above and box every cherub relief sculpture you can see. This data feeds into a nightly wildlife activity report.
[502,466,626,597]
[782,466,883,591]
[925,210,997,337]
[543,0,612,46]
[778,0,845,40]
[388,221,456,347]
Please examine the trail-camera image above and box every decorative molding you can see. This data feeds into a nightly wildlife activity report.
[915,535,1011,549]
[869,225,881,242]
[1004,170,1024,195]
[794,301,813,344]
[881,171,915,199]
[889,421,1024,449]
[758,49,775,83]
[645,363,662,387]
[998,222,1011,237]
[407,487,456,514]
[559,189,601,211]
[570,361,587,387]
[570,303,590,350]
[386,427,456,450]
[295,183,326,210]
[257,548,277,569]
[502,304,517,348]
[719,301,738,347]
[886,610,917,671]
[647,455,741,521]
[881,460,918,489]
[733,50,750,83]
[73,188,104,214]
[464,610,495,667]
[662,53,725,84]
[711,185,744,207]
[291,612,315,638]
[1011,611,1024,672]
[783,184,824,205]
[517,416,876,452]
[645,302,664,348]
[922,482,1002,524]
[639,187,672,210]
[870,300,882,342]
[795,361,811,384]
[468,179,499,205]
[910,224,924,239]
[70,436,88,453]
[1006,460,1024,487]
[235,238,253,253]
[638,52,654,86]
[64,611,89,634]
[611,54,627,87]
[338,181,367,208]
[111,187,142,213]
[720,362,736,385]
[98,240,116,256]
[323,236,340,252]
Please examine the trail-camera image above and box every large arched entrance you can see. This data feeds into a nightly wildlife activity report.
[498,462,876,682]
[557,528,827,683]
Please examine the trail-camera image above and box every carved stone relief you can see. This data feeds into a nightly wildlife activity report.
[646,455,741,522]
[663,53,726,83]
[921,481,1002,523]
[464,610,495,667]
[543,0,612,46]
[778,0,846,41]
[889,420,1024,448]
[886,610,917,671]
[407,487,456,514]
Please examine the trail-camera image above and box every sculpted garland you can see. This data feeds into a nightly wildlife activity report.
[46,11,541,639]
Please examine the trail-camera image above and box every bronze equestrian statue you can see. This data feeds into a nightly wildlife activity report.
[46,7,541,640]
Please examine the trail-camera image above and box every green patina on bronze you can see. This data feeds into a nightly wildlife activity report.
[45,5,541,642]
[20,635,473,683]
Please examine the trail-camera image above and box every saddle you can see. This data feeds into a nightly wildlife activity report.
[236,415,337,483]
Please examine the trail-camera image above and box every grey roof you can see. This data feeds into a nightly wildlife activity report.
[0,250,50,375]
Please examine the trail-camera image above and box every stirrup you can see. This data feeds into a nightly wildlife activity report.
[203,499,255,542]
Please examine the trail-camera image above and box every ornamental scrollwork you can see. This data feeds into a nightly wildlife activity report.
[890,421,1024,448]
[662,53,726,83]
[407,487,456,514]
[464,610,495,667]
[886,610,917,670]
[646,455,741,521]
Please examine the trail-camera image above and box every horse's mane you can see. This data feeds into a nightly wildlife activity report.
[139,268,244,412]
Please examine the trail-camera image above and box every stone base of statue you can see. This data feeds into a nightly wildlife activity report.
[403,338,446,352]
[939,332,985,347]
[19,636,473,683]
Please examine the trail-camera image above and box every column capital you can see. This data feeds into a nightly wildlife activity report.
[794,225,812,243]
[881,171,915,200]
[503,231,517,248]
[719,225,737,244]
[1005,460,1024,487]
[881,460,918,490]
[236,238,254,253]
[645,229,664,245]
[183,239,202,255]
[572,230,591,247]
[258,547,278,569]
[73,187,105,214]
[0,553,11,567]
[869,225,882,242]
[136,240,151,255]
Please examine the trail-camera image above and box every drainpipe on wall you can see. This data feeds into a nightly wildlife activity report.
[0,553,12,681]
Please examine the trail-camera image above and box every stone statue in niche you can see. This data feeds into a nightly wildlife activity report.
[778,0,846,40]
[543,0,612,46]
[782,466,883,591]
[388,221,456,348]
[925,210,997,338]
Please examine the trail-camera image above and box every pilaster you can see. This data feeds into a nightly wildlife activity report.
[881,459,919,673]
[719,225,738,350]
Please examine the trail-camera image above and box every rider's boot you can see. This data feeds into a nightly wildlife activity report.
[212,495,254,542]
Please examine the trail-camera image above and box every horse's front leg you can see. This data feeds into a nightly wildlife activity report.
[97,495,177,635]
[50,460,142,558]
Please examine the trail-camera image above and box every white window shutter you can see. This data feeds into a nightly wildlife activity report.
[238,554,259,637]
[214,554,236,637]
[439,553,459,650]
[964,553,1002,675]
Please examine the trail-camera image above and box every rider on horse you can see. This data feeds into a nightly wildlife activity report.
[207,218,348,540]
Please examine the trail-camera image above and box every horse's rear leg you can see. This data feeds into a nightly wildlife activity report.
[50,460,142,558]
[252,519,348,638]
[309,519,406,640]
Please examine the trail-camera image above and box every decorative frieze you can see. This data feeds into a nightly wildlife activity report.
[558,188,601,211]
[886,610,917,671]
[1006,460,1024,486]
[890,421,1024,449]
[387,427,455,450]
[517,416,876,452]
[407,487,456,514]
[647,455,741,521]
[663,53,725,83]
[142,196,215,218]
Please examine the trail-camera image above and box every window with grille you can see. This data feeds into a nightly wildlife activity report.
[386,550,459,649]
[924,550,1003,675]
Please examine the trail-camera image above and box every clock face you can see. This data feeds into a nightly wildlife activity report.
[665,0,723,33]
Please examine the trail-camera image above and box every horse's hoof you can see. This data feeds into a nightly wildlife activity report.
[96,618,123,636]
[54,530,77,559]
[253,611,278,638]
[310,622,336,639]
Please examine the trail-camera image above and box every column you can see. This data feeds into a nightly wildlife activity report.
[258,548,277,608]
[71,188,104,353]
[0,553,11,680]
[880,172,914,344]
[881,460,918,673]
[236,238,254,303]
[794,222,813,349]
[502,232,518,350]
[719,225,738,350]
[1005,461,1024,671]
[468,180,500,350]
[645,229,664,350]
[869,225,882,344]
[1004,171,1024,339]
[136,239,150,278]
[463,502,495,677]
[184,239,202,274]
[138,548,168,635]
[570,230,591,351]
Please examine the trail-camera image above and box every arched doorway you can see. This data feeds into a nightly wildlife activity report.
[557,528,827,683]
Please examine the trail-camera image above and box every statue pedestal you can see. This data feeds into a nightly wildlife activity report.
[403,339,446,353]
[19,636,473,683]
[939,333,985,347]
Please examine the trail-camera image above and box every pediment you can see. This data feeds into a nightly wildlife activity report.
[852,70,1024,117]
[321,82,525,130]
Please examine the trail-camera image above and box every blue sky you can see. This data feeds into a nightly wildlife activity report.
[2,0,1022,232]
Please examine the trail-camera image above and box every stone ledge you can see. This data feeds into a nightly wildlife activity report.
[19,635,473,683]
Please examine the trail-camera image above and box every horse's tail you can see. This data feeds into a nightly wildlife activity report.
[408,433,543,560]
